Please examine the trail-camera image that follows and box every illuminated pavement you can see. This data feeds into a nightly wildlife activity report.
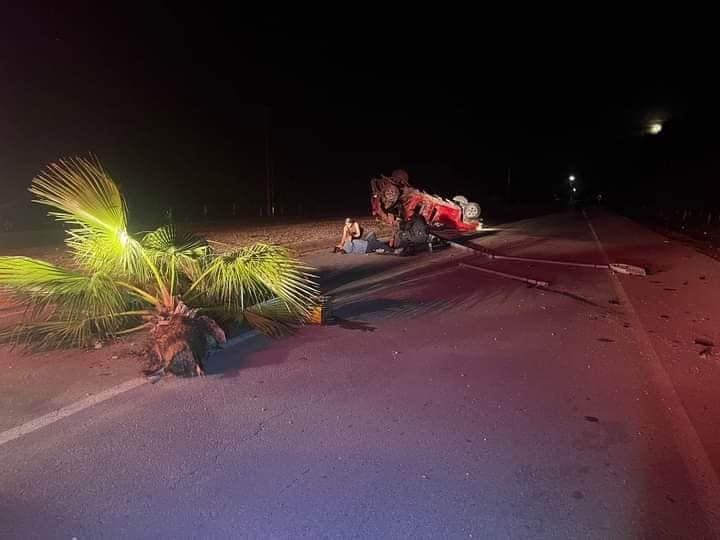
[2,209,720,538]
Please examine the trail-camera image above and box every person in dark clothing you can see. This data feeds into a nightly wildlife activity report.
[395,206,429,249]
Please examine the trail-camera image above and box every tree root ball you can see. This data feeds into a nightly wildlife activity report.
[151,312,226,377]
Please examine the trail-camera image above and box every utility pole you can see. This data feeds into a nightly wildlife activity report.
[506,165,512,201]
[264,107,273,217]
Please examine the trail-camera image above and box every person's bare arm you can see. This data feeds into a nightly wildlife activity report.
[351,222,361,238]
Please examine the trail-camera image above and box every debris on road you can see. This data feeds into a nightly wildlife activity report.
[699,347,713,359]
[584,416,600,423]
[308,296,333,325]
[459,262,549,288]
[609,263,647,276]
[491,254,608,270]
[694,338,715,347]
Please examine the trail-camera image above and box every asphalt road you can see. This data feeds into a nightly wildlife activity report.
[2,209,720,538]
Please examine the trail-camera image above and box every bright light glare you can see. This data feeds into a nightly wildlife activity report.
[118,230,129,246]
[572,187,577,192]
[648,122,662,135]
[569,175,575,182]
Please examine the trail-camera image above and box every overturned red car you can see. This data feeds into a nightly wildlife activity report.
[370,170,482,232]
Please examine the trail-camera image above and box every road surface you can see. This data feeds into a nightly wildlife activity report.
[2,209,720,538]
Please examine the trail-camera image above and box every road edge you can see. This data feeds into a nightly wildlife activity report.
[584,209,720,530]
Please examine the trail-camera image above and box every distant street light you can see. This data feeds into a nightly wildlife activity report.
[569,175,575,182]
[647,122,663,135]
[572,187,577,193]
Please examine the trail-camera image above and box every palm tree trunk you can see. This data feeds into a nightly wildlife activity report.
[151,302,226,377]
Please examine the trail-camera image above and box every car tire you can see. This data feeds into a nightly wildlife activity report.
[452,195,469,205]
[463,202,481,220]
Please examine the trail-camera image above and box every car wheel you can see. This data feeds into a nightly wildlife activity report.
[452,195,469,205]
[463,202,481,220]
[381,184,400,209]
[391,169,410,185]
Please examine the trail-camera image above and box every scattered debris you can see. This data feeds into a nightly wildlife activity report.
[663,288,678,292]
[694,337,715,347]
[459,261,549,287]
[700,275,707,280]
[308,296,333,324]
[609,299,621,305]
[332,317,377,332]
[699,347,713,359]
[609,263,647,276]
[597,338,615,343]
[493,254,607,270]
[584,416,600,423]
[660,315,670,320]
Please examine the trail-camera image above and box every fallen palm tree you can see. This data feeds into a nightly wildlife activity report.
[0,157,319,376]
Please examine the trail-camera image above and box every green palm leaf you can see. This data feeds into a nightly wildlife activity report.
[29,157,147,279]
[3,156,322,353]
[142,224,209,287]
[244,297,299,337]
[188,243,319,331]
[0,256,144,348]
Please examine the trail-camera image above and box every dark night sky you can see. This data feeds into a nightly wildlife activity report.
[2,5,718,227]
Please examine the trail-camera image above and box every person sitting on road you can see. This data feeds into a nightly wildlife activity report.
[342,231,392,254]
[334,218,363,253]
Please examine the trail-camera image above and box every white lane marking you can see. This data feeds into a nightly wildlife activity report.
[584,210,720,529]
[0,377,147,447]
[0,331,260,447]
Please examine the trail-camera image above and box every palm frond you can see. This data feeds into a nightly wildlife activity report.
[142,224,209,286]
[0,320,97,351]
[0,256,145,348]
[29,157,147,278]
[188,243,319,321]
[30,156,126,233]
[244,297,299,337]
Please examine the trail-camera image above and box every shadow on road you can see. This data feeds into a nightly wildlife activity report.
[205,334,275,376]
[327,317,377,332]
